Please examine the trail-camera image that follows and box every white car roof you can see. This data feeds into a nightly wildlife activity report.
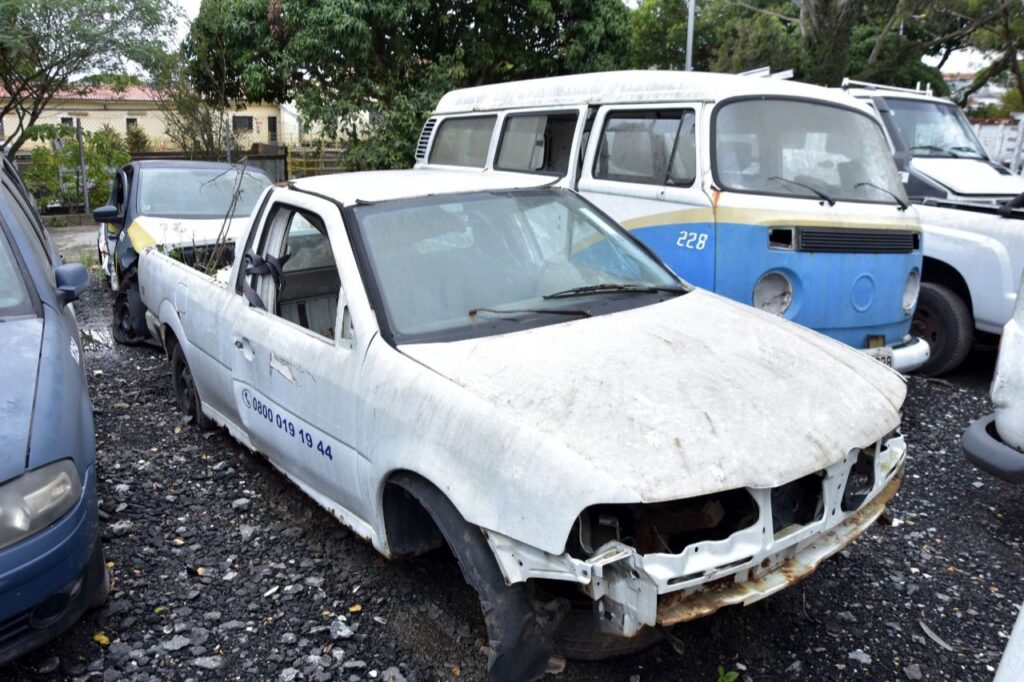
[291,169,553,206]
[433,70,870,114]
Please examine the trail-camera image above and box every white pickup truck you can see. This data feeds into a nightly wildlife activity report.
[138,169,908,680]
[844,81,1024,375]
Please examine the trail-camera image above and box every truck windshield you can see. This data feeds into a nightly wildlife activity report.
[713,98,907,206]
[352,189,685,343]
[138,167,272,219]
[883,98,987,159]
[0,230,32,317]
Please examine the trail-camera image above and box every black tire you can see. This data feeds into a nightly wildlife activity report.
[170,343,214,430]
[552,607,662,661]
[111,277,146,344]
[912,282,973,376]
[391,474,568,682]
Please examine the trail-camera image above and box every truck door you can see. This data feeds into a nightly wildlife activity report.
[230,194,372,523]
[575,104,715,288]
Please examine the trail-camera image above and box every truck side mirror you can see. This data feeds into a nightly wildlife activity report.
[55,262,89,305]
[93,204,120,224]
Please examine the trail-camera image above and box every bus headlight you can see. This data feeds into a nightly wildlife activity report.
[902,269,921,315]
[753,272,793,316]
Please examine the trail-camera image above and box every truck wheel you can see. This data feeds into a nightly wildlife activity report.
[170,344,213,430]
[912,282,973,376]
[111,275,147,344]
[391,474,568,682]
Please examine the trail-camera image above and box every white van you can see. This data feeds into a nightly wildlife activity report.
[415,71,929,372]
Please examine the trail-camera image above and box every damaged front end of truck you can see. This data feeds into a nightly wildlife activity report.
[484,431,905,643]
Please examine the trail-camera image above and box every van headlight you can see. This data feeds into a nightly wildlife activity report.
[902,269,921,315]
[753,272,793,316]
[0,460,82,550]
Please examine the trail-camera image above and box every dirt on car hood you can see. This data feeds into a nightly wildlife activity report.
[400,290,906,503]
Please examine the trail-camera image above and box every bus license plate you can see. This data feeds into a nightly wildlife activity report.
[864,346,894,367]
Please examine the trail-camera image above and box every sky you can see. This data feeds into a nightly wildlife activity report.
[174,0,202,43]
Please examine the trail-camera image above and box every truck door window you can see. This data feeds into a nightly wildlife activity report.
[594,110,696,187]
[495,112,577,175]
[259,208,341,340]
[429,116,496,167]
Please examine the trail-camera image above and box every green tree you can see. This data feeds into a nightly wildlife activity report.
[185,0,632,170]
[0,0,176,157]
[22,123,130,209]
[721,0,1007,87]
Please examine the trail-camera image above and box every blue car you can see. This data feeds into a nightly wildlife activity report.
[0,156,108,664]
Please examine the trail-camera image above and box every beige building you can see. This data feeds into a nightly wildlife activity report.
[1,85,301,152]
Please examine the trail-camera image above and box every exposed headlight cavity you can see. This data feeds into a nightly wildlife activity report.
[902,269,921,315]
[753,272,793,316]
[0,460,81,550]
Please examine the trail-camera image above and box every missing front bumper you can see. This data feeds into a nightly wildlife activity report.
[656,470,901,626]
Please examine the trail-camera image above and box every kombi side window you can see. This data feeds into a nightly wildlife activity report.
[495,112,577,175]
[429,116,496,167]
[594,110,696,187]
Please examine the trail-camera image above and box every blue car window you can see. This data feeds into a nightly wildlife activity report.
[0,228,32,316]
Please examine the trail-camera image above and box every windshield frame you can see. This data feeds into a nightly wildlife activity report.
[135,165,273,220]
[341,188,688,347]
[880,96,989,160]
[710,94,908,208]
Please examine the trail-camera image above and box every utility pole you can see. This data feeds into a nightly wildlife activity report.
[76,118,89,214]
[685,0,695,71]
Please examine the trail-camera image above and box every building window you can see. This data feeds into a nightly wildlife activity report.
[126,117,138,131]
[232,116,254,133]
[60,116,74,128]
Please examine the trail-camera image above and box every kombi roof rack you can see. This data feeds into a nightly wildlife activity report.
[841,78,933,97]
[740,66,795,80]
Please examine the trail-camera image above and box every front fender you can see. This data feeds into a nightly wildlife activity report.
[363,345,640,558]
[919,220,1016,332]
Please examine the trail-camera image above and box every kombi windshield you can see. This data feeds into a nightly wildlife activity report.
[883,98,987,159]
[352,189,685,343]
[138,167,272,219]
[713,98,907,206]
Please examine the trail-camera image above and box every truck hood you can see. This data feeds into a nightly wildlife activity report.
[128,214,252,251]
[913,158,1024,197]
[400,291,906,502]
[0,317,43,484]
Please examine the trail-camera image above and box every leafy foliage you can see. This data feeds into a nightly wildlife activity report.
[185,0,631,170]
[21,124,130,209]
[125,125,150,153]
[0,0,177,156]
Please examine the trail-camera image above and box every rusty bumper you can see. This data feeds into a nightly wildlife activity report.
[656,468,902,626]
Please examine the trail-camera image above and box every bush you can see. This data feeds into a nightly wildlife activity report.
[22,124,131,210]
[126,125,150,152]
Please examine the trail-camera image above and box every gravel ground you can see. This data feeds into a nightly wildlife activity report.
[3,274,1022,682]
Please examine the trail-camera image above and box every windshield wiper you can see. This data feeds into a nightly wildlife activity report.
[910,144,957,158]
[948,145,984,158]
[542,283,686,299]
[767,176,836,206]
[854,181,908,210]
[468,306,591,318]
